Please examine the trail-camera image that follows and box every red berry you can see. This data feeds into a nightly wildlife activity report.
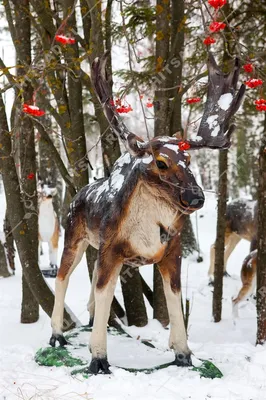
[203,36,216,46]
[209,22,226,33]
[27,173,35,180]
[245,79,263,88]
[208,0,227,9]
[23,104,45,117]
[178,141,191,151]
[55,35,76,45]
[186,97,201,104]
[243,63,253,73]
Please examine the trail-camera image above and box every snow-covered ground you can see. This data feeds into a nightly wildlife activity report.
[0,190,265,400]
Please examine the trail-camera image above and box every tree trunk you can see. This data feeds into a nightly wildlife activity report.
[153,265,169,326]
[256,114,266,344]
[11,0,40,323]
[0,94,76,330]
[152,0,171,325]
[21,275,39,323]
[120,265,148,327]
[181,215,198,258]
[169,0,184,135]
[212,150,228,322]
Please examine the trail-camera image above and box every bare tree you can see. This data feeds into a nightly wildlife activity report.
[212,150,228,322]
[256,114,266,344]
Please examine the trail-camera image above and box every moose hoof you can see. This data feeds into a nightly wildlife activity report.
[88,317,94,328]
[42,265,58,278]
[49,334,68,347]
[87,358,111,375]
[223,271,231,277]
[174,353,192,367]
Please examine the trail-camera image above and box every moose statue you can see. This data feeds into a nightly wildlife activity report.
[38,181,60,278]
[208,198,257,281]
[49,52,245,374]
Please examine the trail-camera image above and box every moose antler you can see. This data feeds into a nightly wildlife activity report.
[92,52,245,153]
[91,52,149,156]
[187,53,245,150]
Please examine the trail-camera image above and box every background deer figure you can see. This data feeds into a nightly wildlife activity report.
[208,198,257,281]
[38,182,60,278]
[232,249,257,319]
[49,52,245,374]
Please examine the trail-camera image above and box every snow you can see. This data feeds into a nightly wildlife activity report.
[164,144,179,154]
[190,135,203,142]
[1,190,266,400]
[211,125,220,137]
[207,115,219,129]
[117,152,131,167]
[160,153,170,159]
[94,180,110,202]
[157,137,173,143]
[207,115,220,137]
[218,93,233,111]
[178,160,186,168]
[142,155,153,164]
[109,169,125,196]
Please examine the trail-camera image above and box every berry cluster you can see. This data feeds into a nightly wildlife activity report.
[23,104,45,117]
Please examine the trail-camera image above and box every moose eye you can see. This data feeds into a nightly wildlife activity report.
[156,160,168,170]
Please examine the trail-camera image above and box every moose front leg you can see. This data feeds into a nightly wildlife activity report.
[158,237,192,367]
[88,247,123,374]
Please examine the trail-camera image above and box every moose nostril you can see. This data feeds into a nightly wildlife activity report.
[191,198,204,207]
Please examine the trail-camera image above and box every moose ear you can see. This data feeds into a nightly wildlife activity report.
[127,133,151,158]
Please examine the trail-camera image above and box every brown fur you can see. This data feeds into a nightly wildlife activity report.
[232,250,257,316]
[57,211,89,280]
[51,218,59,249]
[209,199,257,277]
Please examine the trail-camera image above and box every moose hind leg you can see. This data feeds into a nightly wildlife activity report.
[50,239,88,347]
[158,239,192,367]
[88,247,123,374]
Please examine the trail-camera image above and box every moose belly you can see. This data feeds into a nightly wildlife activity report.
[39,215,55,242]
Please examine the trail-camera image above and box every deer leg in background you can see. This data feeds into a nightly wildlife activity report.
[88,246,123,375]
[208,232,240,279]
[208,242,216,278]
[232,250,257,319]
[223,233,241,276]
[158,236,192,367]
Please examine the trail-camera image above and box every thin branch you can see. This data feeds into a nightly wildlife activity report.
[0,57,18,93]
[0,84,13,94]
[3,1,17,44]
[32,118,77,197]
